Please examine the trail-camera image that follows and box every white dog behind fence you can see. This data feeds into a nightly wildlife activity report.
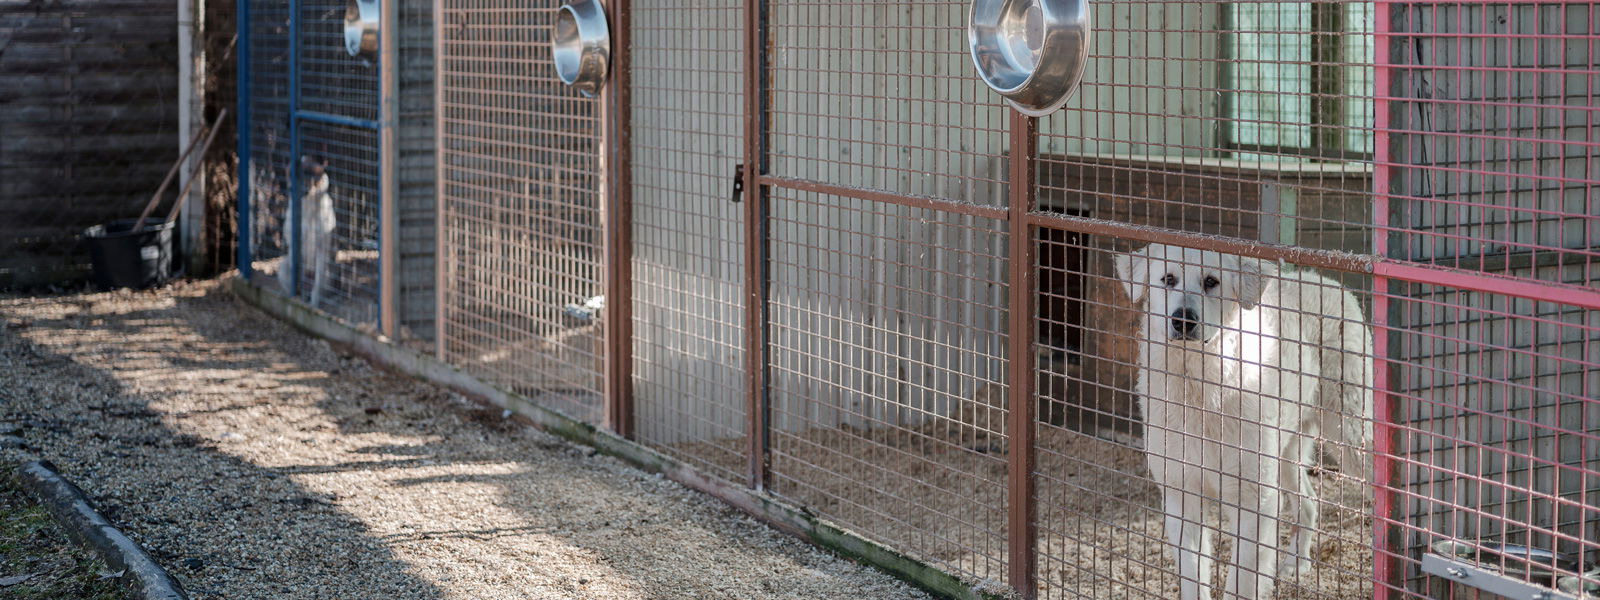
[1114,243,1373,600]
[280,157,337,309]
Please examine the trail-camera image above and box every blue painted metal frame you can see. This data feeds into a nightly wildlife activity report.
[240,0,385,306]
[296,109,382,131]
[287,0,302,297]
[236,0,252,279]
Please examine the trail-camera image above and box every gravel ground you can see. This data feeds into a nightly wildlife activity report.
[0,278,933,600]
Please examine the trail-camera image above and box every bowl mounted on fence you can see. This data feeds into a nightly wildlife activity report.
[553,0,612,98]
[969,0,1090,116]
[344,0,380,60]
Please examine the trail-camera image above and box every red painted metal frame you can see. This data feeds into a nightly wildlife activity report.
[1371,0,1396,596]
[602,0,635,438]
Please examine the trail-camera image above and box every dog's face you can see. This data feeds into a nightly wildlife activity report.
[1113,244,1275,344]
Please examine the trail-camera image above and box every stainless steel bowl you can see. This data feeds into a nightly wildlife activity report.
[969,0,1090,116]
[553,0,611,98]
[344,0,380,60]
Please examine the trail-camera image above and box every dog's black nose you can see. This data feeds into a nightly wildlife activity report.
[1171,308,1200,337]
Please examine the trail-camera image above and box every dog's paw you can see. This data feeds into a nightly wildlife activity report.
[1277,554,1313,578]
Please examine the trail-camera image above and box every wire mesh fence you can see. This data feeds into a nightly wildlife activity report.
[434,0,607,424]
[233,0,1600,596]
[242,0,385,328]
[628,0,751,483]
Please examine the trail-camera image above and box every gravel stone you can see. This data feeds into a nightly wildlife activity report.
[0,279,934,600]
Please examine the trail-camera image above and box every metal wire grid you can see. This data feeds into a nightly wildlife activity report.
[435,0,606,425]
[1387,1,1598,276]
[1392,284,1598,598]
[1035,0,1378,255]
[766,0,1011,206]
[1032,235,1380,600]
[298,0,380,121]
[628,0,750,483]
[765,191,1011,583]
[296,121,382,324]
[247,0,294,291]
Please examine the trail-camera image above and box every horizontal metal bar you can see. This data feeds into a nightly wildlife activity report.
[1420,553,1579,600]
[295,110,382,130]
[1375,261,1600,312]
[758,175,1010,221]
[1024,211,1377,274]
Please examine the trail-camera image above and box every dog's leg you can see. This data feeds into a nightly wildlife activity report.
[1223,438,1282,599]
[1279,432,1317,577]
[309,241,327,310]
[1164,488,1212,600]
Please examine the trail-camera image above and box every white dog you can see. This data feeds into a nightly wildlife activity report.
[281,156,337,309]
[1114,243,1372,600]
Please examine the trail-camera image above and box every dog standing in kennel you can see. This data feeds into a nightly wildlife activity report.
[1116,243,1373,600]
[290,155,337,310]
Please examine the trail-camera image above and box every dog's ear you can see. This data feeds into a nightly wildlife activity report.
[1231,256,1278,310]
[1112,249,1147,304]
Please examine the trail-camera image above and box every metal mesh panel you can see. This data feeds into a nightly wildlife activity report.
[1035,0,1377,254]
[766,191,1011,583]
[296,121,382,324]
[1384,7,1599,595]
[1394,284,1599,597]
[247,0,294,291]
[299,0,380,121]
[1387,2,1597,277]
[766,0,1010,205]
[629,0,749,483]
[436,0,605,425]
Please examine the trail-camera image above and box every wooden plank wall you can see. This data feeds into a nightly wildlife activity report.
[1,0,178,287]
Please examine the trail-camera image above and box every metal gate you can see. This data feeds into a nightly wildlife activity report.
[238,0,396,331]
[424,0,1600,598]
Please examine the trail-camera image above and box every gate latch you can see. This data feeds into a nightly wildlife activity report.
[730,163,746,203]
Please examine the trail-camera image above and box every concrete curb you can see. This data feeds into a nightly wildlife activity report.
[10,460,189,600]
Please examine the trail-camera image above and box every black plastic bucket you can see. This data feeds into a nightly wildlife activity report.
[82,219,174,290]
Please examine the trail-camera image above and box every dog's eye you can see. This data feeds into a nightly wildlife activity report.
[1204,275,1220,290]
[1161,274,1177,287]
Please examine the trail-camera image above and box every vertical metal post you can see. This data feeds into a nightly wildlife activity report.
[379,0,399,336]
[432,0,447,360]
[602,0,635,438]
[742,0,771,491]
[1371,1,1398,597]
[236,0,252,280]
[287,0,302,297]
[1005,110,1039,599]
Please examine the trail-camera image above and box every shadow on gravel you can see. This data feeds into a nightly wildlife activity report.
[0,284,450,600]
[3,281,920,600]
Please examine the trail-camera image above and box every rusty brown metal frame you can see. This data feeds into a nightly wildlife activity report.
[602,0,635,438]
[1005,113,1039,598]
[743,0,772,492]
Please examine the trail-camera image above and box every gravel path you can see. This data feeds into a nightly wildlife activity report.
[0,279,933,600]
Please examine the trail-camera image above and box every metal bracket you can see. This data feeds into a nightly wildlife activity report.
[730,163,745,203]
[1421,553,1580,600]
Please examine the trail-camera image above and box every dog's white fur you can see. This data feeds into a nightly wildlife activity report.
[1114,243,1372,600]
[281,158,337,309]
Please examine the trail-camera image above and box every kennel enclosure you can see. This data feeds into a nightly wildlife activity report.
[239,0,1600,598]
